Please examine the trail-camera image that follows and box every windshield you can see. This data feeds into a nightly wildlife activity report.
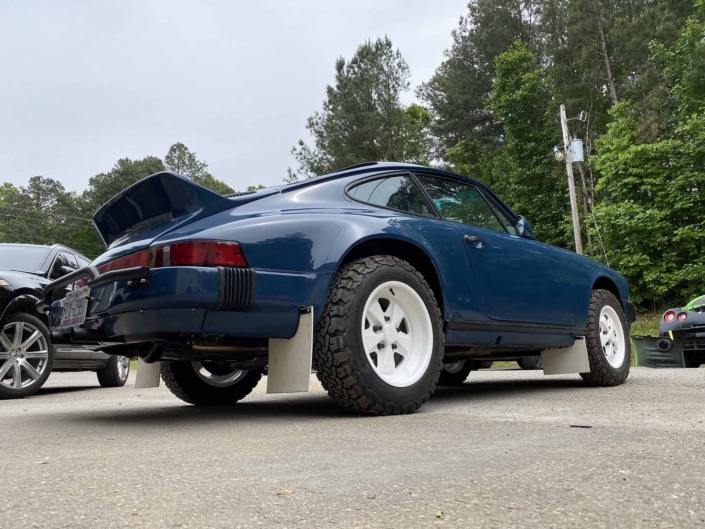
[0,245,51,272]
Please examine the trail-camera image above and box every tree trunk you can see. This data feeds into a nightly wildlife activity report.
[598,13,619,105]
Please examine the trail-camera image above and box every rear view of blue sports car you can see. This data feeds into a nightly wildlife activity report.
[39,162,636,415]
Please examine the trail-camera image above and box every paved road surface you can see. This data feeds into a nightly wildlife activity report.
[1,367,703,528]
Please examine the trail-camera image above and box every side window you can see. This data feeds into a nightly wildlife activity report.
[482,192,518,236]
[77,256,91,268]
[415,175,506,233]
[348,175,431,216]
[50,252,78,279]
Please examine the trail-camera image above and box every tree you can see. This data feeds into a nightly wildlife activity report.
[591,0,705,306]
[288,37,432,181]
[164,142,234,195]
[486,42,571,247]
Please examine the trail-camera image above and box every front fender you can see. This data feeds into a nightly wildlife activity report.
[0,293,42,328]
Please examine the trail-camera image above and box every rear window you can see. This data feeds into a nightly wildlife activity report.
[348,176,431,216]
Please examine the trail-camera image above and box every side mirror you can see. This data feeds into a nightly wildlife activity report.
[60,266,74,277]
[516,216,527,237]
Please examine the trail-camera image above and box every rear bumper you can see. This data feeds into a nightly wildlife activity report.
[44,265,330,345]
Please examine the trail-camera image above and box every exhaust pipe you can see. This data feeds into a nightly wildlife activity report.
[657,339,673,352]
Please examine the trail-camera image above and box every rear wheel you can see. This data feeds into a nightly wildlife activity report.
[314,256,443,415]
[161,361,263,405]
[0,313,54,400]
[97,355,130,387]
[581,290,630,386]
[438,359,473,386]
[517,355,542,370]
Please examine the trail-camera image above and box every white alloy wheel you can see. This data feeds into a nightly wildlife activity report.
[361,280,433,388]
[443,360,466,373]
[599,305,625,368]
[192,361,247,387]
[117,356,130,381]
[0,321,50,391]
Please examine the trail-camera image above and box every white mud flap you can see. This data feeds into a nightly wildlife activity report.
[542,337,590,375]
[134,358,161,389]
[267,308,313,394]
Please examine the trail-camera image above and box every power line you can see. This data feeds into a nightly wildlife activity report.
[0,204,95,222]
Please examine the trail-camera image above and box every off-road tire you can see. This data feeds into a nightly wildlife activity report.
[0,313,54,400]
[438,360,473,386]
[97,356,129,388]
[581,289,631,386]
[518,355,542,370]
[314,256,444,415]
[161,362,264,406]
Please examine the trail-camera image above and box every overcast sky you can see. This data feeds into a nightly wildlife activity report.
[1,0,467,193]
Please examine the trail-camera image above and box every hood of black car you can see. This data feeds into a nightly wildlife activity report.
[0,269,47,286]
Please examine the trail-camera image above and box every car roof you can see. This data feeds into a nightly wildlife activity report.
[0,243,90,262]
[281,162,479,191]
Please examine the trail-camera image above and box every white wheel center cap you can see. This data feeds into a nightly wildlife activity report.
[383,324,398,343]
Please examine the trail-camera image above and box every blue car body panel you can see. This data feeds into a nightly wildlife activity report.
[52,164,632,348]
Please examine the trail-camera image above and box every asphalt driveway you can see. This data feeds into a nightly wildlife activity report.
[1,368,703,528]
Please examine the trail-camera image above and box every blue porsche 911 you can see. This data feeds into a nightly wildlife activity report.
[39,162,636,415]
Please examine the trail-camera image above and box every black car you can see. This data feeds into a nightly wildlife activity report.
[0,244,130,399]
[660,295,705,368]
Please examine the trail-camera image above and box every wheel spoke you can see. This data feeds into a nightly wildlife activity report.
[23,350,48,360]
[377,348,396,375]
[0,352,9,361]
[0,361,11,380]
[12,363,22,388]
[388,301,406,328]
[12,322,24,346]
[363,330,383,353]
[599,318,609,335]
[367,302,385,327]
[0,332,12,351]
[20,330,42,351]
[395,333,411,357]
[600,331,610,347]
[21,361,41,380]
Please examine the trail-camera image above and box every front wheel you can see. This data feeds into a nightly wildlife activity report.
[97,355,131,387]
[314,256,444,415]
[581,290,631,386]
[161,361,263,405]
[0,313,54,400]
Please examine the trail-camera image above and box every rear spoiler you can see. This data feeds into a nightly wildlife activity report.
[92,171,239,247]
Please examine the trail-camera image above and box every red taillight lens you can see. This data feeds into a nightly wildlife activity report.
[98,249,150,274]
[664,311,676,323]
[677,312,688,322]
[152,241,247,268]
[97,241,247,274]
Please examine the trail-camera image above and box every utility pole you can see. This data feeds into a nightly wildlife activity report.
[560,104,583,255]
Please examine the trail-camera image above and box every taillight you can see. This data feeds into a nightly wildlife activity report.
[677,312,688,322]
[98,249,150,274]
[152,241,247,268]
[664,311,676,323]
[97,241,247,274]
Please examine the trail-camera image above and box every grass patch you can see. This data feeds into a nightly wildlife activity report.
[631,311,661,337]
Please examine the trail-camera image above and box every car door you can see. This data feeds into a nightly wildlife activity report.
[415,174,577,327]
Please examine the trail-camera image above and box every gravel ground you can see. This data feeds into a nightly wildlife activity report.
[0,367,703,528]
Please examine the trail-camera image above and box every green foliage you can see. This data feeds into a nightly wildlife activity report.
[591,2,705,304]
[0,143,242,259]
[164,142,234,195]
[288,37,432,181]
[484,43,570,247]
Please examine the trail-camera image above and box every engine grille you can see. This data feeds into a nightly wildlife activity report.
[217,267,256,311]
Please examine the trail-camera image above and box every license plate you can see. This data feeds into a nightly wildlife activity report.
[59,286,91,329]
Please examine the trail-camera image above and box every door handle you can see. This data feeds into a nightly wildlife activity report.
[464,234,488,247]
